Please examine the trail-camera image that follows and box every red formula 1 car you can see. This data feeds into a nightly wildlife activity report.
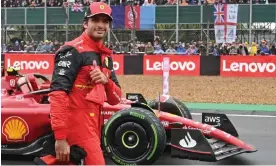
[1,67,257,165]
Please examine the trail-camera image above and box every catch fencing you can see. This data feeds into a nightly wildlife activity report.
[1,4,276,45]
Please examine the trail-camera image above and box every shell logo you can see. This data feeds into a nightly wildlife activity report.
[2,116,29,142]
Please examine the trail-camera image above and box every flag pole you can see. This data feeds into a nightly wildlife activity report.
[44,0,47,41]
[107,0,111,44]
[176,0,179,43]
[249,0,252,44]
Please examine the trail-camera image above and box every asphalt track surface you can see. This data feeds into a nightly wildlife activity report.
[2,110,276,165]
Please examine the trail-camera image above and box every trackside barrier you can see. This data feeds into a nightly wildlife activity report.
[2,53,276,78]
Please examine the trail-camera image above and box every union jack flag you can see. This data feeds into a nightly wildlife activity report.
[214,4,225,24]
[71,3,84,12]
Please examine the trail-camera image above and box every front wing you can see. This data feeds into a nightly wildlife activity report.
[170,128,255,161]
[157,112,257,161]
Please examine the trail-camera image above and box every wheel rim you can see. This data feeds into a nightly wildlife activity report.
[110,122,151,160]
[121,131,139,149]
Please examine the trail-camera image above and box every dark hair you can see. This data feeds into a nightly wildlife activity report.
[82,17,88,32]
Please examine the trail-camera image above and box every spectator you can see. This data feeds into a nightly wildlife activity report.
[12,41,22,51]
[145,42,154,54]
[42,40,53,52]
[24,41,35,52]
[2,0,10,7]
[2,44,8,52]
[219,43,229,55]
[154,37,160,48]
[270,43,276,55]
[166,45,177,53]
[153,45,164,54]
[143,0,155,5]
[2,0,276,7]
[36,41,45,52]
[229,44,238,55]
[137,41,146,52]
[114,41,123,52]
[12,0,21,7]
[120,41,130,53]
[185,44,197,55]
[259,40,270,55]
[198,43,207,56]
[130,43,139,53]
[180,0,189,6]
[52,40,61,52]
[176,43,186,54]
[249,42,258,56]
[112,41,121,52]
[237,44,249,55]
[166,0,177,5]
[212,44,220,56]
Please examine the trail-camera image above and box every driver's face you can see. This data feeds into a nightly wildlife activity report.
[84,14,110,41]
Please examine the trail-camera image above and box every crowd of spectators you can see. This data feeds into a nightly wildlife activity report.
[2,37,276,56]
[1,40,63,53]
[111,37,276,55]
[1,0,275,8]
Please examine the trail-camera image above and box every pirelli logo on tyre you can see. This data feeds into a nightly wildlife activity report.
[143,55,200,76]
[220,56,276,77]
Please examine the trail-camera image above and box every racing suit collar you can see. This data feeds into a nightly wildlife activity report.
[81,32,112,56]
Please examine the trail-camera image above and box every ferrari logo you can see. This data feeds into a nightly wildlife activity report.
[2,116,29,142]
[100,5,104,9]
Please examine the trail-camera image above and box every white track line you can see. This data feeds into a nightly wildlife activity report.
[191,113,276,118]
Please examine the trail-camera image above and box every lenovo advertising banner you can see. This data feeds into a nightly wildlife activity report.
[220,56,276,77]
[111,54,124,75]
[4,54,124,75]
[5,54,55,75]
[143,55,200,76]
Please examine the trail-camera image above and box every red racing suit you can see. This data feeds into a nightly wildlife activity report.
[49,32,122,165]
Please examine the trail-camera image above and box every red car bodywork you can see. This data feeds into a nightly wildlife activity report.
[1,73,256,155]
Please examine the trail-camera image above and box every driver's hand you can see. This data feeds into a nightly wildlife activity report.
[55,140,70,163]
[89,60,108,85]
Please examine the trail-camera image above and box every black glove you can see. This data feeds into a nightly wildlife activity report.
[70,145,87,165]
[39,134,87,165]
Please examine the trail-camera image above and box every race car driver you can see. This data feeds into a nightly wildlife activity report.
[48,2,122,165]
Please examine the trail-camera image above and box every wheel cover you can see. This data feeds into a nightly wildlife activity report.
[110,122,151,160]
[121,131,139,149]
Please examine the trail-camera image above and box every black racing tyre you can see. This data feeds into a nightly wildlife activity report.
[102,107,166,165]
[148,96,192,119]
